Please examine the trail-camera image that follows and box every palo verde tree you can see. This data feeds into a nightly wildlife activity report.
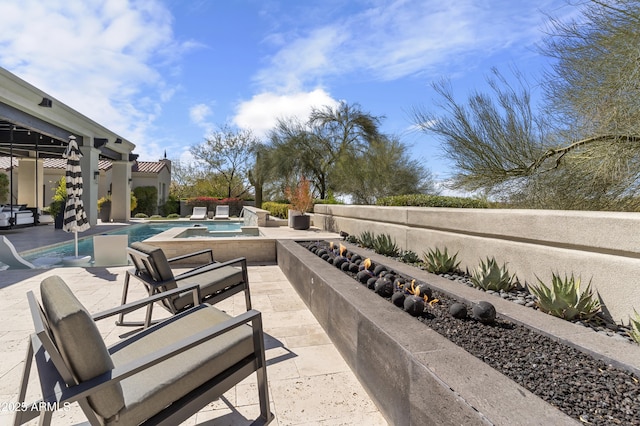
[190,125,259,199]
[268,101,382,200]
[337,135,437,204]
[414,0,640,210]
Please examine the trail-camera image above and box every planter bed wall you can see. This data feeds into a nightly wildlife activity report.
[276,239,606,426]
[313,204,640,323]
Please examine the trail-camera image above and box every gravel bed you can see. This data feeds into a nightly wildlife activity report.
[300,241,640,426]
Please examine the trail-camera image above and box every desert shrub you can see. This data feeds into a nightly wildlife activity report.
[372,234,399,257]
[263,201,290,219]
[423,247,461,274]
[471,257,516,292]
[133,186,157,216]
[166,213,180,219]
[530,273,601,321]
[134,213,148,218]
[376,194,490,208]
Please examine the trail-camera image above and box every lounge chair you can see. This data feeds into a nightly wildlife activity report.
[117,242,251,327]
[0,236,35,269]
[14,275,273,426]
[190,206,207,220]
[214,204,230,220]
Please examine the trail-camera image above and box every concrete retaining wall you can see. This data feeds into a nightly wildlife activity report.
[277,240,584,426]
[314,204,640,323]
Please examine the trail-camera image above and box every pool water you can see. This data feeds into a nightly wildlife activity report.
[22,221,242,266]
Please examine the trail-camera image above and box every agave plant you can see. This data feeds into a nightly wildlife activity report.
[529,273,601,321]
[627,309,640,344]
[400,250,421,264]
[422,247,460,274]
[470,257,515,292]
[358,231,375,249]
[372,233,399,257]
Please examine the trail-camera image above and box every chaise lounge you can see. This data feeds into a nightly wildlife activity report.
[213,205,230,220]
[118,242,251,327]
[190,206,207,220]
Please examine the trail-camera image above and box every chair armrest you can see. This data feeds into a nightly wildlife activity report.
[39,308,264,405]
[92,284,201,321]
[175,257,248,281]
[167,249,214,264]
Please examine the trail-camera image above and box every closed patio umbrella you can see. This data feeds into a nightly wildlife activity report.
[62,135,90,264]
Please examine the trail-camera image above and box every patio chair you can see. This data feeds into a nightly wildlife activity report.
[117,242,251,327]
[0,235,35,269]
[14,275,273,426]
[214,204,230,220]
[190,206,207,220]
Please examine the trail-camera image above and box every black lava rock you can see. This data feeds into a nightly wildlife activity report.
[449,303,468,319]
[373,264,387,276]
[356,270,374,283]
[349,263,360,273]
[391,291,406,307]
[333,257,347,268]
[341,261,351,271]
[472,301,496,324]
[320,253,330,261]
[404,295,425,317]
[367,277,378,290]
[374,278,394,297]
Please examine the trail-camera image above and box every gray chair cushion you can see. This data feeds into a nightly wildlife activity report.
[173,266,244,310]
[40,276,124,420]
[107,304,254,425]
[130,242,177,289]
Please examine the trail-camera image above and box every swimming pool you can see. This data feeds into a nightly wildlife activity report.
[21,221,243,266]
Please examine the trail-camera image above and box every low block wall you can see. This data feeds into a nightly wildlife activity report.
[314,204,640,323]
[277,240,584,426]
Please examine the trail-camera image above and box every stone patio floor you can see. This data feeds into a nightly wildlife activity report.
[0,223,386,425]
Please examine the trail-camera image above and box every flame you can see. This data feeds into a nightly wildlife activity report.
[363,258,372,270]
[428,298,439,306]
[340,243,346,256]
[329,242,335,250]
[409,279,420,296]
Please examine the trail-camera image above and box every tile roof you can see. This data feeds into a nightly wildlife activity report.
[132,161,167,174]
[0,157,167,174]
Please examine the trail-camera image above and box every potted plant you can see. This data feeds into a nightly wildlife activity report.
[98,195,111,223]
[49,177,67,229]
[285,176,314,230]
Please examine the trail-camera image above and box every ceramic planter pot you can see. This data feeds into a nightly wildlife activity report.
[291,214,310,230]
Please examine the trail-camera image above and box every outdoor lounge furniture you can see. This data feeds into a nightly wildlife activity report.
[14,275,273,426]
[0,204,34,228]
[214,204,230,220]
[0,236,35,269]
[190,206,207,220]
[117,242,251,327]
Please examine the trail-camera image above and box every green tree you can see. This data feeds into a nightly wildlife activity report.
[268,101,382,200]
[133,186,157,216]
[190,125,258,199]
[338,135,437,204]
[413,0,640,210]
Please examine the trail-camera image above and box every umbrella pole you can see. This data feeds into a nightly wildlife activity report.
[74,230,78,257]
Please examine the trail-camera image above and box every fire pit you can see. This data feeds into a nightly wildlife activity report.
[277,239,640,426]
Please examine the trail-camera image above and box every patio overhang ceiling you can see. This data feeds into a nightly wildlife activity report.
[0,67,136,162]
[0,106,127,161]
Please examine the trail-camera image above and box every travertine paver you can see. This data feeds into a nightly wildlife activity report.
[0,265,386,426]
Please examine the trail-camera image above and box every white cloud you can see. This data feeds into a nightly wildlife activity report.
[0,0,189,161]
[253,0,562,90]
[189,103,214,135]
[233,89,339,138]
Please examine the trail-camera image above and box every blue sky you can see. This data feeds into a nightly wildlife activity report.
[0,0,574,183]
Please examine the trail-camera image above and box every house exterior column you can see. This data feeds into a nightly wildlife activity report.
[110,160,131,222]
[79,145,100,226]
[17,158,44,210]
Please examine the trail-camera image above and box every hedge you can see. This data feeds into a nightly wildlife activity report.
[376,194,490,208]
